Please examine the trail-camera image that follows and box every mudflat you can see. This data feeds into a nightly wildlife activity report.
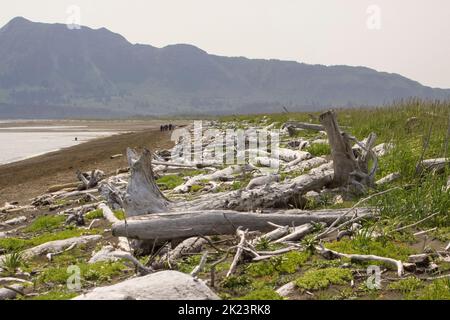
[0,120,184,204]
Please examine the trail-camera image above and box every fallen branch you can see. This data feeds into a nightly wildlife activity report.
[276,281,296,298]
[191,251,208,277]
[0,277,33,286]
[47,182,81,193]
[21,235,101,259]
[252,247,298,261]
[393,212,439,233]
[376,172,400,186]
[46,242,77,261]
[317,246,404,277]
[283,121,324,132]
[252,225,290,245]
[210,246,236,288]
[89,246,153,275]
[226,228,248,277]
[273,223,316,243]
[316,187,398,240]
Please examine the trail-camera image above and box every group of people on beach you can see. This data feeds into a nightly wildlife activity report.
[160,124,175,131]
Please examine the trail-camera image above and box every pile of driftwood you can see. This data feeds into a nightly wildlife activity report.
[1,110,448,300]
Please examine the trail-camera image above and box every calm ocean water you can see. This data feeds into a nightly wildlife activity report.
[0,124,116,165]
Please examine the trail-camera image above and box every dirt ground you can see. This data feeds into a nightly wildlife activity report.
[0,122,182,204]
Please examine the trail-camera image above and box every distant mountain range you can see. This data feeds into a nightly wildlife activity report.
[0,17,449,118]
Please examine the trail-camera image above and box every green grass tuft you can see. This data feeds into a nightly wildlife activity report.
[306,143,331,157]
[0,229,100,253]
[24,215,65,233]
[85,209,103,220]
[295,267,353,291]
[236,288,284,300]
[156,175,184,190]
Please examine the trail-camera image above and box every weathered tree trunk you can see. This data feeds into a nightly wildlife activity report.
[319,110,377,193]
[112,208,374,242]
[123,148,170,217]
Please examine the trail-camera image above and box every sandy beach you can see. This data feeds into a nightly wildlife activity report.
[0,120,184,204]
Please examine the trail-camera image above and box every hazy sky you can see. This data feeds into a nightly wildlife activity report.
[1,0,449,88]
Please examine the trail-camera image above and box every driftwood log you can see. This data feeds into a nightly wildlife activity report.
[283,121,324,132]
[77,170,104,191]
[112,208,374,242]
[116,148,334,215]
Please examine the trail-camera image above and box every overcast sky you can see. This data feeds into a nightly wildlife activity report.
[1,0,449,88]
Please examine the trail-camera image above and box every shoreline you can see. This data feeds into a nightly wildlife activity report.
[0,124,178,205]
[0,132,123,166]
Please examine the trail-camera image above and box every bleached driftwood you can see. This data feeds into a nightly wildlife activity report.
[226,228,248,277]
[120,149,334,213]
[283,121,324,132]
[417,158,449,174]
[47,182,81,193]
[273,223,319,243]
[319,110,377,193]
[0,277,32,286]
[317,246,404,277]
[0,202,18,212]
[54,189,99,200]
[373,143,394,157]
[277,148,311,162]
[284,157,328,172]
[191,251,208,277]
[1,216,27,227]
[251,247,299,261]
[77,169,104,191]
[58,202,101,216]
[169,237,208,261]
[0,235,102,264]
[112,208,374,242]
[177,162,334,211]
[286,139,310,150]
[123,148,170,217]
[252,225,290,244]
[98,203,120,224]
[98,203,130,252]
[253,156,281,168]
[174,164,254,193]
[246,174,280,190]
[376,172,400,186]
[89,245,152,274]
[276,281,296,298]
[393,212,440,233]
